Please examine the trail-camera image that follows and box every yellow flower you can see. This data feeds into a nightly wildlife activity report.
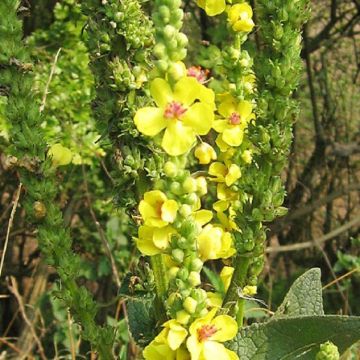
[134,77,215,156]
[197,0,226,16]
[139,190,179,228]
[243,285,257,296]
[48,144,72,166]
[197,224,236,261]
[195,143,217,164]
[143,320,190,360]
[220,266,234,292]
[136,225,176,255]
[186,308,239,360]
[209,161,241,186]
[228,3,255,33]
[213,183,239,213]
[213,96,255,147]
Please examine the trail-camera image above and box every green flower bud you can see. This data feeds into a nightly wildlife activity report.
[179,204,192,217]
[190,258,203,272]
[164,161,178,177]
[176,310,190,325]
[172,249,184,263]
[182,177,197,193]
[188,271,201,287]
[316,341,340,360]
[168,266,180,279]
[183,297,197,314]
[163,25,176,40]
[177,268,189,281]
[170,181,183,195]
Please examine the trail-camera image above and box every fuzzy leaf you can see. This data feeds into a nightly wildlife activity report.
[126,296,157,347]
[227,315,360,359]
[274,268,324,318]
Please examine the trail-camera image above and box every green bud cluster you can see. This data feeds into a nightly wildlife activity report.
[0,1,114,357]
[152,0,188,75]
[316,341,340,360]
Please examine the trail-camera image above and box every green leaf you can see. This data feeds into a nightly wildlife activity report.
[126,296,157,347]
[227,315,360,359]
[274,268,324,318]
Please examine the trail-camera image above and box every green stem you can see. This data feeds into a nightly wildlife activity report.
[222,254,251,323]
[150,254,168,322]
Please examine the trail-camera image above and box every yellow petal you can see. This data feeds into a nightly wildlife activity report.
[186,335,202,360]
[194,143,217,165]
[211,315,238,342]
[167,323,188,350]
[202,341,231,360]
[204,0,226,16]
[150,78,173,107]
[237,100,253,120]
[218,99,236,118]
[182,102,214,135]
[220,266,234,292]
[215,134,231,152]
[226,349,239,360]
[173,77,199,106]
[48,144,72,166]
[161,200,179,223]
[233,19,255,32]
[225,164,241,186]
[152,226,174,250]
[144,190,167,205]
[197,86,216,110]
[193,209,213,226]
[136,226,161,256]
[209,162,227,180]
[139,200,158,220]
[134,107,167,136]
[213,200,229,213]
[162,121,196,156]
[213,120,229,133]
[222,126,244,147]
[143,340,176,359]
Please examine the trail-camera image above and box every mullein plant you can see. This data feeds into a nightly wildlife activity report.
[6,0,346,359]
[0,0,115,358]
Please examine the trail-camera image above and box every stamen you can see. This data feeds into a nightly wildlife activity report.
[197,324,217,342]
[164,101,187,119]
[229,112,241,125]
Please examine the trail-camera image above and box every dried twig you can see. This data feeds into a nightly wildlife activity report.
[39,48,61,113]
[0,337,22,355]
[0,183,22,277]
[266,214,360,253]
[323,267,360,290]
[7,277,47,360]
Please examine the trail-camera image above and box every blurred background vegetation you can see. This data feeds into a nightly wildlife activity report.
[0,0,359,358]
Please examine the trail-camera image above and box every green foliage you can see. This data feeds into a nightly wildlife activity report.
[227,268,360,359]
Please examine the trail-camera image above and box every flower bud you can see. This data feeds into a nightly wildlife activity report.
[164,161,178,177]
[242,150,252,164]
[190,258,203,272]
[188,271,201,286]
[179,204,192,217]
[183,297,197,314]
[196,177,207,196]
[48,144,72,167]
[168,266,180,279]
[172,249,184,263]
[176,310,190,325]
[242,285,257,296]
[182,177,197,193]
[170,182,183,195]
[194,143,217,165]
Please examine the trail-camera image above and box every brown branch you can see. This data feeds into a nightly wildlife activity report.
[7,277,47,360]
[0,183,22,277]
[267,214,360,253]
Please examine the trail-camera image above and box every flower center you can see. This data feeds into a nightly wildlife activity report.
[164,101,187,119]
[197,324,217,342]
[187,66,209,84]
[155,201,163,217]
[229,112,241,125]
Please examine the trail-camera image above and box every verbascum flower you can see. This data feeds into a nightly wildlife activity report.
[228,3,255,33]
[139,190,179,227]
[143,319,189,360]
[209,161,241,186]
[197,224,235,261]
[197,0,226,16]
[186,308,239,360]
[48,144,72,167]
[194,143,217,164]
[136,225,176,255]
[213,183,239,213]
[134,77,215,156]
[213,96,255,147]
